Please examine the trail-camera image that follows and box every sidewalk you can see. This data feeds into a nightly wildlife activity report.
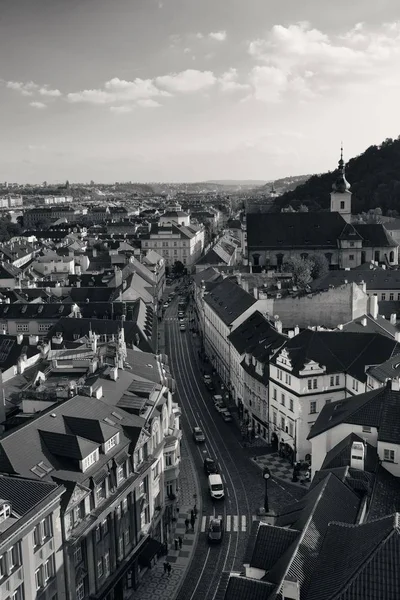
[251,452,311,490]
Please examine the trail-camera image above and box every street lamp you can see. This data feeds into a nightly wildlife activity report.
[263,467,271,513]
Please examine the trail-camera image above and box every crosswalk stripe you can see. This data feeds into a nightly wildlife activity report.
[242,515,246,532]
[226,515,231,532]
[233,515,239,532]
[201,516,206,532]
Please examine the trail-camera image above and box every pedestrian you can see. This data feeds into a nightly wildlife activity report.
[163,561,168,575]
[190,512,195,531]
[193,505,198,519]
[185,517,190,532]
[178,536,183,549]
[174,538,179,551]
[167,562,172,577]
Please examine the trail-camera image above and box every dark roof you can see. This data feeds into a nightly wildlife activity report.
[306,513,400,600]
[228,310,285,356]
[354,223,397,247]
[368,464,400,521]
[192,267,223,286]
[321,433,379,473]
[273,329,399,381]
[0,262,22,279]
[247,522,299,570]
[310,267,400,292]
[308,382,400,443]
[341,313,398,339]
[338,223,363,241]
[204,278,256,325]
[0,474,59,518]
[246,212,347,250]
[267,473,360,599]
[223,575,275,600]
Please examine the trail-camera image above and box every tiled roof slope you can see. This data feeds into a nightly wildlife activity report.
[204,278,256,325]
[0,474,59,518]
[249,522,299,571]
[273,329,400,381]
[268,473,359,600]
[308,383,400,444]
[224,575,275,600]
[320,433,379,472]
[309,268,400,292]
[246,212,347,250]
[354,223,397,247]
[306,514,400,600]
[228,310,285,356]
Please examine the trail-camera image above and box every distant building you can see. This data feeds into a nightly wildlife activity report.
[141,222,204,269]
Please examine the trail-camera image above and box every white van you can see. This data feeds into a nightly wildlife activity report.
[208,474,224,500]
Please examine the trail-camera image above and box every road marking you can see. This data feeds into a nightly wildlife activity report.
[233,515,239,532]
[226,515,231,532]
[201,516,207,532]
[241,515,246,532]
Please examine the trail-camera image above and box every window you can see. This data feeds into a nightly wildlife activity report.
[0,553,7,579]
[44,555,54,582]
[390,293,394,301]
[115,504,121,520]
[96,481,106,503]
[118,536,124,560]
[124,528,130,547]
[76,581,85,600]
[289,398,294,412]
[382,293,386,301]
[166,482,173,497]
[43,515,52,538]
[105,433,119,453]
[0,324,7,333]
[310,401,317,414]
[277,369,283,381]
[39,324,51,332]
[33,523,41,547]
[12,585,24,600]
[340,201,345,210]
[289,422,294,437]
[8,544,20,570]
[165,451,174,467]
[280,416,285,430]
[97,558,104,578]
[35,567,43,590]
[313,379,317,389]
[273,412,277,426]
[95,526,101,543]
[398,293,400,301]
[285,373,291,385]
[281,393,285,406]
[82,449,99,472]
[307,379,312,390]
[16,324,29,332]
[330,376,334,386]
[384,449,395,463]
[335,375,340,385]
[349,254,354,261]
[102,518,108,536]
[362,426,371,433]
[104,552,110,576]
[352,380,359,392]
[152,461,160,480]
[116,464,126,485]
[122,498,128,513]
[74,545,82,566]
[272,387,277,401]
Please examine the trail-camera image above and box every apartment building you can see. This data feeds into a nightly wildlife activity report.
[0,475,65,600]
[141,222,204,269]
[24,207,77,228]
[268,329,400,462]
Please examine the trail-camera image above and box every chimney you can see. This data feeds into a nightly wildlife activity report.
[337,324,343,330]
[359,279,367,294]
[390,378,400,391]
[274,316,282,334]
[396,332,400,343]
[277,281,282,290]
[282,578,300,600]
[361,317,367,327]
[294,325,299,336]
[253,287,259,299]
[391,313,397,325]
[16,333,23,345]
[29,335,39,346]
[350,440,365,471]
[369,294,378,320]
[288,330,294,338]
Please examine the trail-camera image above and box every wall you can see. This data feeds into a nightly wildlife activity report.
[263,283,367,329]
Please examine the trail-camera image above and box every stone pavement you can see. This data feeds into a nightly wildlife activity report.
[251,452,311,490]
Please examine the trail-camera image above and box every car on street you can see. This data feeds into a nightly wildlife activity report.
[163,301,169,308]
[205,381,215,391]
[215,402,225,413]
[220,409,232,422]
[179,323,186,332]
[178,311,185,318]
[192,426,205,443]
[203,457,219,476]
[207,517,223,543]
[208,474,224,500]
[203,374,212,384]
[212,395,223,405]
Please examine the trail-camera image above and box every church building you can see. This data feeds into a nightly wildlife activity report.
[247,150,398,270]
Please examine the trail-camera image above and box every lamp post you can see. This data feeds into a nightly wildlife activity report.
[263,466,271,513]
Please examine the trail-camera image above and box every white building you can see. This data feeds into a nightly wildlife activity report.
[141,222,204,269]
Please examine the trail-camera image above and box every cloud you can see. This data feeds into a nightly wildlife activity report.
[209,31,227,42]
[155,69,216,93]
[247,21,400,102]
[183,47,191,54]
[6,80,38,96]
[219,68,250,92]
[67,77,169,105]
[195,33,204,40]
[136,99,161,108]
[29,101,47,109]
[39,87,62,97]
[110,106,133,114]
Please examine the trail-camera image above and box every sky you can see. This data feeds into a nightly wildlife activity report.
[2,0,400,183]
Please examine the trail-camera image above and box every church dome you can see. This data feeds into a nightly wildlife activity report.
[332,147,351,193]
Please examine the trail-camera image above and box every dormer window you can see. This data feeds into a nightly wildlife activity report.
[104,433,120,453]
[81,449,99,472]
[0,502,11,523]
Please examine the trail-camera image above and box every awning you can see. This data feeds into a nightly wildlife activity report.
[138,537,163,567]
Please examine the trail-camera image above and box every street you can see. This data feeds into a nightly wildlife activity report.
[164,290,306,600]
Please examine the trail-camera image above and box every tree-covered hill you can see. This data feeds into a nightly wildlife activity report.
[274,137,400,215]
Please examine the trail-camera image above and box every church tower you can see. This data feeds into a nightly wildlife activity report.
[330,145,352,223]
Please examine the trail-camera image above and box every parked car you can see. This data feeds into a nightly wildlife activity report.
[193,426,206,443]
[163,302,169,308]
[178,311,185,318]
[208,517,224,543]
[208,474,224,500]
[212,395,223,405]
[180,323,186,332]
[204,374,212,383]
[220,409,232,422]
[204,457,219,476]
[205,381,215,391]
[215,402,225,413]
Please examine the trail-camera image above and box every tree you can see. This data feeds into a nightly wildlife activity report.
[173,260,185,275]
[298,204,309,212]
[308,253,329,280]
[282,256,312,288]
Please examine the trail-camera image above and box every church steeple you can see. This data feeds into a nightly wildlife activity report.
[330,144,352,223]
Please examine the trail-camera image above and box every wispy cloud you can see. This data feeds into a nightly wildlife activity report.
[155,69,216,93]
[29,101,47,109]
[136,99,161,108]
[219,68,250,92]
[6,80,61,97]
[110,105,133,114]
[209,31,227,42]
